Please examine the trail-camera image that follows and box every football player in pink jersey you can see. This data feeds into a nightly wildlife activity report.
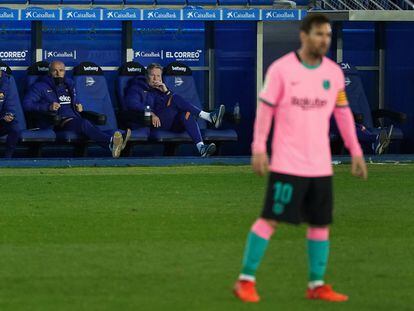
[233,14,367,303]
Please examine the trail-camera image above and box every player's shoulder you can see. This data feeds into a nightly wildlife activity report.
[323,57,344,77]
[266,52,296,74]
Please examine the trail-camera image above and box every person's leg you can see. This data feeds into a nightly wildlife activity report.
[173,112,202,144]
[1,120,20,158]
[307,226,330,288]
[170,95,225,128]
[305,177,348,302]
[173,112,216,157]
[169,94,201,116]
[62,117,111,147]
[61,117,123,157]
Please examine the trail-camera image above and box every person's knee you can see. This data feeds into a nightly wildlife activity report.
[251,218,277,239]
[7,122,20,134]
[307,227,329,240]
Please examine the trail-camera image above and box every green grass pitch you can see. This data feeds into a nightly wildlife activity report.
[0,164,413,310]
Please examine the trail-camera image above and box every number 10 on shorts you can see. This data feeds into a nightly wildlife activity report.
[273,182,293,215]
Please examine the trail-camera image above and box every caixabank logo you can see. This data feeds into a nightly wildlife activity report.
[0,9,18,20]
[262,10,300,21]
[44,50,77,60]
[103,9,139,20]
[184,10,220,20]
[143,9,180,21]
[62,10,100,20]
[22,9,59,20]
[223,9,259,21]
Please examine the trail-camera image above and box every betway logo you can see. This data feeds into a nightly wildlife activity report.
[84,66,99,71]
[25,11,56,19]
[226,11,256,19]
[0,12,15,19]
[265,11,295,19]
[38,66,49,72]
[171,66,187,73]
[0,66,7,72]
[146,11,177,19]
[106,11,137,19]
[127,67,143,73]
[66,11,97,19]
[186,11,218,19]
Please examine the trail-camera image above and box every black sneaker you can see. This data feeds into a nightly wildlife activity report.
[121,128,131,151]
[210,105,225,129]
[200,143,216,157]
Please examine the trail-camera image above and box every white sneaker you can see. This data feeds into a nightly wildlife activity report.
[110,131,123,158]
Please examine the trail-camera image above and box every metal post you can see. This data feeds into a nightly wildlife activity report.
[122,21,133,63]
[376,22,386,109]
[335,21,343,63]
[31,21,42,62]
[205,22,215,111]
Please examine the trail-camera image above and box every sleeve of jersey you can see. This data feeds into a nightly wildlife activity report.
[251,103,274,154]
[334,89,363,157]
[258,64,283,107]
[251,66,281,154]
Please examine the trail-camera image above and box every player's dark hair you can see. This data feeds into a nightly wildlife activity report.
[300,14,331,34]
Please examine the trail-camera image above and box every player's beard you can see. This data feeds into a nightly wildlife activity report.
[310,45,328,59]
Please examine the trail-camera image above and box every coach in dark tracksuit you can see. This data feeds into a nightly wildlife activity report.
[0,70,21,158]
[124,63,224,157]
[23,61,128,158]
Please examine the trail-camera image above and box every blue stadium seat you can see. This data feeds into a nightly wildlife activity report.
[0,0,27,3]
[0,62,56,155]
[73,62,148,147]
[186,0,217,5]
[163,61,238,145]
[29,0,60,4]
[93,0,123,4]
[339,63,405,152]
[116,61,146,111]
[61,0,91,4]
[156,0,187,4]
[124,0,154,4]
[219,0,247,5]
[249,0,273,5]
[25,61,50,93]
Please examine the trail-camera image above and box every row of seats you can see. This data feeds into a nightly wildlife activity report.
[0,60,238,157]
[0,0,280,5]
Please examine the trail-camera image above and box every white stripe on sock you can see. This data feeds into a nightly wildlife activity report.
[239,274,256,282]
[308,280,324,289]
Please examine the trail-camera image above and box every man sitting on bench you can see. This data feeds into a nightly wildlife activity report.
[125,63,225,157]
[23,61,130,158]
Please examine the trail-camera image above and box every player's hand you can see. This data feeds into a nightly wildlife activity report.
[151,113,161,128]
[76,104,83,112]
[252,152,269,176]
[49,102,61,111]
[3,114,14,122]
[351,156,368,180]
